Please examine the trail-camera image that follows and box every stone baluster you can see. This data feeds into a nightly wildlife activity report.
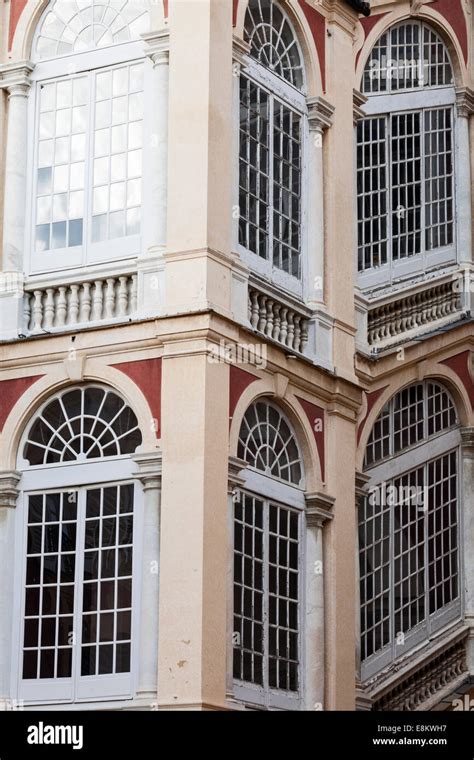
[31,290,43,333]
[69,284,80,325]
[44,288,55,330]
[118,276,129,317]
[56,286,67,327]
[80,282,92,323]
[92,280,104,321]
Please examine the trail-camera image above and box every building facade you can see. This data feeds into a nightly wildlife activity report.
[0,0,472,711]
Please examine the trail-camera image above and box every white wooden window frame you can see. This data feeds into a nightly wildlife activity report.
[10,384,145,706]
[231,468,305,711]
[360,427,462,681]
[26,41,154,276]
[236,54,308,299]
[358,85,458,289]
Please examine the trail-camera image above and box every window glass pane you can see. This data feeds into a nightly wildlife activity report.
[91,63,144,242]
[35,76,87,253]
[22,492,77,680]
[81,484,134,676]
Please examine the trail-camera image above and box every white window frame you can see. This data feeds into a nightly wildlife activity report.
[231,468,306,711]
[357,23,459,290]
[26,40,154,276]
[10,384,145,706]
[236,54,308,299]
[360,426,462,681]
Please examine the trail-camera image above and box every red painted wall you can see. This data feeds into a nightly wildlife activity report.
[0,375,44,431]
[440,351,474,411]
[295,396,325,482]
[357,385,389,446]
[229,365,258,425]
[112,357,162,437]
[298,0,326,93]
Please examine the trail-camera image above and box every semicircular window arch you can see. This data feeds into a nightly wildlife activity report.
[34,0,151,61]
[238,399,304,486]
[364,380,458,469]
[244,0,305,90]
[362,20,454,95]
[23,385,143,466]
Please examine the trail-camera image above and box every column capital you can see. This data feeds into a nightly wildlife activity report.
[355,471,371,500]
[307,96,335,133]
[305,491,335,527]
[353,89,368,125]
[232,35,251,68]
[132,451,162,490]
[456,87,474,118]
[0,471,21,508]
[142,30,170,67]
[460,427,474,456]
[0,61,34,95]
[228,456,247,494]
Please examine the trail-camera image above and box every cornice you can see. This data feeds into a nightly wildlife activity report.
[307,95,335,132]
[0,61,34,93]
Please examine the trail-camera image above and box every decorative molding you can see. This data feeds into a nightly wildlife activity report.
[142,30,170,67]
[456,87,474,118]
[132,451,163,490]
[232,34,251,66]
[273,373,289,400]
[355,471,370,501]
[0,471,21,508]
[460,427,474,457]
[228,456,247,494]
[64,354,86,382]
[248,281,311,356]
[305,491,335,527]
[0,61,34,94]
[353,88,368,125]
[307,95,335,133]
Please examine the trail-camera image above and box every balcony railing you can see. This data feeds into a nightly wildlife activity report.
[248,283,311,355]
[23,273,137,334]
[369,630,468,712]
[356,272,469,352]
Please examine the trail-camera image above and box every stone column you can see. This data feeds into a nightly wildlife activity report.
[306,97,335,370]
[304,492,334,711]
[226,457,247,699]
[0,62,34,340]
[0,472,21,708]
[354,471,372,711]
[138,31,170,319]
[132,452,162,705]
[455,88,474,314]
[353,90,370,355]
[157,337,230,710]
[460,428,474,673]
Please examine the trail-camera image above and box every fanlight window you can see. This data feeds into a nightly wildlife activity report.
[244,0,304,90]
[365,381,457,468]
[24,387,142,465]
[359,381,460,675]
[35,0,150,60]
[362,21,453,95]
[238,400,303,485]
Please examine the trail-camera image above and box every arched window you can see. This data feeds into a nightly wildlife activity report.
[14,385,143,704]
[357,21,456,287]
[359,381,461,680]
[238,0,306,292]
[28,0,150,274]
[233,399,305,709]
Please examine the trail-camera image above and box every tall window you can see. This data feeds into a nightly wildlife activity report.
[238,0,306,291]
[359,382,461,680]
[357,22,456,288]
[15,386,143,704]
[233,400,304,709]
[29,0,150,274]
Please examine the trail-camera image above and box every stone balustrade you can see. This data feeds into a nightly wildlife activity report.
[23,273,137,334]
[368,280,464,347]
[372,635,468,711]
[248,285,310,355]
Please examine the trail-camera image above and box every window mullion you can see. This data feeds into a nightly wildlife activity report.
[73,487,86,699]
[84,70,96,266]
[420,107,426,268]
[423,462,430,634]
[268,95,274,266]
[263,498,270,706]
[387,114,393,283]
